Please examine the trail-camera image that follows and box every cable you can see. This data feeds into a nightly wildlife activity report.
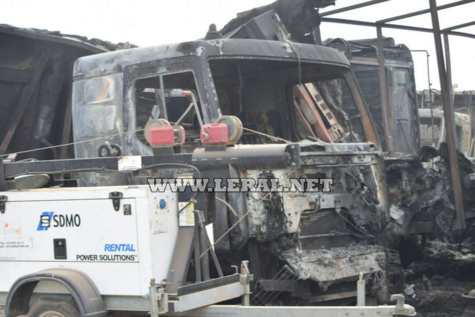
[174,102,195,127]
[1,117,291,159]
[242,127,291,144]
[334,209,375,240]
[215,197,238,217]
[200,192,272,259]
[0,128,145,158]
[339,208,374,226]
[287,40,302,85]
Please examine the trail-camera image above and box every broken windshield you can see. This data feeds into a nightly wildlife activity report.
[134,71,203,150]
[209,58,372,145]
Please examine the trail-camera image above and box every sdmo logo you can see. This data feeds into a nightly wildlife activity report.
[37,212,81,231]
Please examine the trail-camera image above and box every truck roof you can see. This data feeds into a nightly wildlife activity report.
[73,38,350,79]
[418,108,470,122]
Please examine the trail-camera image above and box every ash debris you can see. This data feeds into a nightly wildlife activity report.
[384,143,475,316]
[403,241,475,317]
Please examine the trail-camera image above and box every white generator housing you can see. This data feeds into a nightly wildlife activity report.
[0,185,179,297]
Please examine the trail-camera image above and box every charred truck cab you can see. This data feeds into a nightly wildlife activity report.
[71,39,391,305]
[70,39,394,305]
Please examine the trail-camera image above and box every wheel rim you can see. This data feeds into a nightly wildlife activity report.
[38,311,67,317]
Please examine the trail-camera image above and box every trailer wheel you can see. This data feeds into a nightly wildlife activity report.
[26,298,80,317]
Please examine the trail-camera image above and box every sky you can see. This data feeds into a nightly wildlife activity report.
[1,0,474,91]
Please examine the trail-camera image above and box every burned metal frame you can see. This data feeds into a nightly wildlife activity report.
[410,50,435,145]
[319,0,390,17]
[318,0,475,229]
[0,143,301,189]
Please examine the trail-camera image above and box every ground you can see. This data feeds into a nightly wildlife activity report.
[404,241,475,317]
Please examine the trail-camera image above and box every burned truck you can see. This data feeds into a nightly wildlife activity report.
[70,38,393,304]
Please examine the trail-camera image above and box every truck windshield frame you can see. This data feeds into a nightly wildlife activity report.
[207,57,378,145]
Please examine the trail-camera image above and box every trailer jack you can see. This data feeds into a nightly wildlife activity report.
[150,281,169,317]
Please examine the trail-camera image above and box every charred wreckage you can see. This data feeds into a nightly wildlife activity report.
[0,0,474,315]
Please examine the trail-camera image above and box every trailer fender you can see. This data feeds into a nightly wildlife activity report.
[5,268,106,317]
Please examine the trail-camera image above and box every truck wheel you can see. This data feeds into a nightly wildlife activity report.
[26,298,80,317]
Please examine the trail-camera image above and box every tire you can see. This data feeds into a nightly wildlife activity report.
[26,298,80,317]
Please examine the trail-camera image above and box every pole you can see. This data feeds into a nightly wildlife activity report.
[443,34,456,129]
[429,0,465,229]
[443,33,460,151]
[470,92,474,144]
[313,25,322,45]
[376,25,394,151]
[411,50,435,145]
[428,54,435,146]
[357,273,366,306]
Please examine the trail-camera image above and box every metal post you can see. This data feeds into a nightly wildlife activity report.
[159,75,168,120]
[0,157,6,191]
[428,56,435,146]
[411,50,435,145]
[240,261,252,306]
[321,0,390,17]
[199,225,210,280]
[357,273,366,306]
[470,92,474,142]
[149,283,160,317]
[321,17,475,40]
[193,229,202,282]
[429,0,465,229]
[443,32,462,154]
[376,25,394,151]
[202,222,224,277]
[377,0,474,24]
[313,25,322,45]
[443,34,457,144]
